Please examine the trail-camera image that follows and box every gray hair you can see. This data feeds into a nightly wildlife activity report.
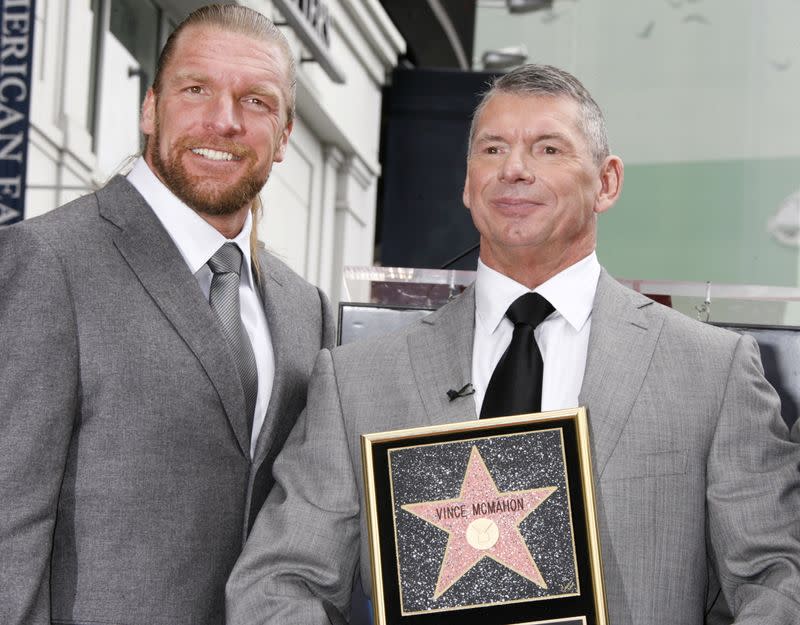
[469,64,609,165]
[153,4,296,124]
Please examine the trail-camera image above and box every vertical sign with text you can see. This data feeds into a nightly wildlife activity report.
[0,0,35,225]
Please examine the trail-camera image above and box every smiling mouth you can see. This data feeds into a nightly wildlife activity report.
[492,198,546,211]
[493,196,544,205]
[190,147,241,161]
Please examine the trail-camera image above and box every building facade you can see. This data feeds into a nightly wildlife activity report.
[26,0,404,304]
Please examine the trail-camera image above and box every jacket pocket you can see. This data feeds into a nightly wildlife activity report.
[605,449,689,480]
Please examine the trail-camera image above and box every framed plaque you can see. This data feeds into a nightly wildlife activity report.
[361,407,606,625]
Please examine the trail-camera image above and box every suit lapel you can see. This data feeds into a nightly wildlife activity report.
[98,177,251,457]
[251,256,292,467]
[579,270,663,478]
[407,286,478,426]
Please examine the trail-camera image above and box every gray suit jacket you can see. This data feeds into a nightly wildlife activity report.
[226,270,800,624]
[0,176,334,625]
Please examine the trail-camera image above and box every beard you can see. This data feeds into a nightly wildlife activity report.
[147,120,270,216]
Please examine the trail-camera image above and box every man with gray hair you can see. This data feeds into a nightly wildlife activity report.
[227,64,800,624]
[0,5,332,625]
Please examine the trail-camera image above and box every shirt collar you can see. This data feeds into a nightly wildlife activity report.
[127,157,256,287]
[475,251,600,335]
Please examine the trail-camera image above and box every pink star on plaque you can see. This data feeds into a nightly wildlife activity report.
[402,445,557,599]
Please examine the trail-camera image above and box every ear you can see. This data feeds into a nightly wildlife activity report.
[462,170,471,210]
[273,119,294,163]
[594,155,624,215]
[140,87,156,136]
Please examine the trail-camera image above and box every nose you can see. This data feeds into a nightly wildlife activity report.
[205,94,243,136]
[498,147,534,184]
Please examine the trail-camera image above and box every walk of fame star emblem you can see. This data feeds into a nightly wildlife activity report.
[401,445,558,599]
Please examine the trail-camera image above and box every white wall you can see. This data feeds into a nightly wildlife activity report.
[95,32,141,176]
[27,0,98,218]
[257,0,404,304]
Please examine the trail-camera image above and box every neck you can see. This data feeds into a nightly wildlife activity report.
[197,207,250,240]
[480,241,595,290]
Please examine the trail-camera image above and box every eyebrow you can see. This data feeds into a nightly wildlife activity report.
[474,133,507,144]
[474,131,572,144]
[171,71,280,99]
[248,85,280,100]
[534,132,572,144]
[173,71,209,84]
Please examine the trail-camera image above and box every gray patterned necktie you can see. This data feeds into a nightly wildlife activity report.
[207,243,258,438]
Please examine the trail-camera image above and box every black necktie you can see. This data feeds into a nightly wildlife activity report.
[480,292,554,419]
[207,243,259,438]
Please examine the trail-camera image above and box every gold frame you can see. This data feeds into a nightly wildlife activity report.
[361,407,607,625]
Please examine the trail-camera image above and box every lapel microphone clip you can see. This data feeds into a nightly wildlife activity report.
[447,383,475,401]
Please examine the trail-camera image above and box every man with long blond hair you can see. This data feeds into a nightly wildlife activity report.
[0,5,333,624]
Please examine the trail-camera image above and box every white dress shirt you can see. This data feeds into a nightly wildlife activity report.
[128,157,274,457]
[472,252,600,415]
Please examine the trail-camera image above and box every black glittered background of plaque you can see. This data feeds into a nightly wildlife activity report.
[391,428,577,613]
